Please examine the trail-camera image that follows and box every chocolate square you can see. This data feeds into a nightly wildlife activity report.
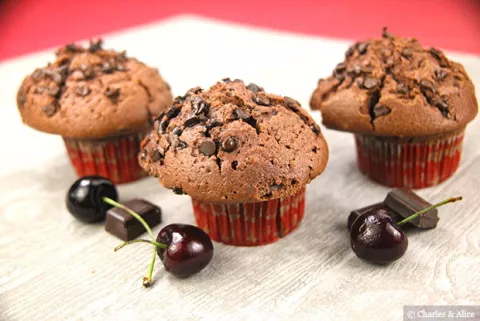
[105,199,162,241]
[384,188,439,229]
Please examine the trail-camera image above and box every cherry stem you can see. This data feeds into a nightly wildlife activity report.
[397,196,463,226]
[143,248,156,288]
[103,197,162,288]
[114,239,167,252]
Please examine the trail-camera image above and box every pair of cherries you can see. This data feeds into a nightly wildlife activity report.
[348,196,462,264]
[66,176,213,286]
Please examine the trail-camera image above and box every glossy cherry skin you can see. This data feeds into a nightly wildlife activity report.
[66,176,118,223]
[156,224,214,278]
[350,208,408,264]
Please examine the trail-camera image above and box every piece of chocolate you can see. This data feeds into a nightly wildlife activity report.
[348,203,403,231]
[105,199,162,241]
[384,188,439,228]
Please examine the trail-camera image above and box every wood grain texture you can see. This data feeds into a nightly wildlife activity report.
[0,16,479,321]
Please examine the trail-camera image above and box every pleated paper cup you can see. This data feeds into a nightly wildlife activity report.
[192,187,306,246]
[63,130,148,184]
[355,130,464,188]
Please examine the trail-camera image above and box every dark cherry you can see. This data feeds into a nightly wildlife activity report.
[156,224,214,278]
[350,208,408,264]
[66,176,118,223]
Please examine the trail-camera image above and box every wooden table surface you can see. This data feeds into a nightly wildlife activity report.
[1,16,479,321]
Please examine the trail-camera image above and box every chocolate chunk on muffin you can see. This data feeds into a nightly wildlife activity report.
[17,40,173,183]
[140,79,328,246]
[310,28,477,188]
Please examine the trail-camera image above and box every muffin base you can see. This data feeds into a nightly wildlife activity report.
[355,130,464,188]
[191,187,306,246]
[63,131,148,184]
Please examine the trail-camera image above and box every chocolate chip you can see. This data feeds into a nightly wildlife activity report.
[65,43,77,52]
[358,42,369,54]
[434,69,448,81]
[382,27,394,38]
[253,93,270,106]
[429,47,442,60]
[222,77,232,83]
[363,77,378,89]
[166,106,181,119]
[231,160,238,170]
[184,116,200,127]
[47,87,60,97]
[192,96,209,116]
[172,188,185,195]
[76,86,91,97]
[105,87,120,102]
[172,126,183,136]
[199,140,217,156]
[401,48,413,58]
[50,71,64,84]
[429,48,449,67]
[177,141,188,149]
[373,105,391,117]
[396,83,409,94]
[311,124,321,135]
[420,80,436,93]
[235,108,250,120]
[335,63,347,73]
[205,119,220,131]
[334,72,345,81]
[247,83,263,93]
[42,104,57,117]
[158,119,169,134]
[173,95,186,104]
[221,137,238,152]
[102,62,114,74]
[284,96,300,111]
[89,39,103,52]
[188,87,203,95]
[345,45,355,57]
[436,100,449,117]
[31,69,44,80]
[150,150,163,162]
[80,65,94,79]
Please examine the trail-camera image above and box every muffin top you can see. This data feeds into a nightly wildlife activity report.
[310,28,478,137]
[17,40,173,139]
[140,79,329,203]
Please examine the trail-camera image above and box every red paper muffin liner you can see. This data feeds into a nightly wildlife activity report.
[192,187,306,246]
[355,131,464,188]
[63,131,148,184]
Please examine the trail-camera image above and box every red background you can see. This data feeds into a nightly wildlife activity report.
[0,0,479,62]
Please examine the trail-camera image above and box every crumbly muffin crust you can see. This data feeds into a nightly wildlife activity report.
[140,79,329,203]
[310,28,477,137]
[17,40,172,139]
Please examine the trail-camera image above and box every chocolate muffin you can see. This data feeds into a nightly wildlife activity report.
[17,40,173,184]
[310,28,477,188]
[140,79,328,246]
